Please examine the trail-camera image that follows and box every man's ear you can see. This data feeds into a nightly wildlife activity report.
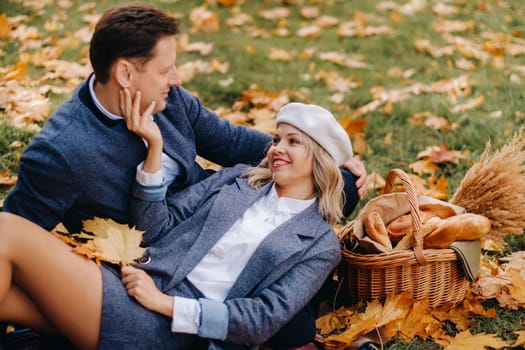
[115,59,133,87]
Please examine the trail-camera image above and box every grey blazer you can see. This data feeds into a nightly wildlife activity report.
[130,165,342,348]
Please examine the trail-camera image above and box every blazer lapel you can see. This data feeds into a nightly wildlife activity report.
[226,203,323,298]
[154,112,191,167]
[165,180,270,289]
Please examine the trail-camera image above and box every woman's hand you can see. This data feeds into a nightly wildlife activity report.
[121,265,173,317]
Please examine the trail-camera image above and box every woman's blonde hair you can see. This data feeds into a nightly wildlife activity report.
[242,131,345,226]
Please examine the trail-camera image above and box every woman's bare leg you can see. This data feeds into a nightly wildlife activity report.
[0,212,103,349]
[0,285,57,333]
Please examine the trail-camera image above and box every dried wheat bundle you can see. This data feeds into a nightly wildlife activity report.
[451,129,525,251]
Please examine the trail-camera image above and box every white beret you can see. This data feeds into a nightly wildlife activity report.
[275,102,353,166]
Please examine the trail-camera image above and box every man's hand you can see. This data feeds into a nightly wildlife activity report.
[119,89,163,174]
[121,265,173,317]
[119,89,160,145]
[341,157,367,200]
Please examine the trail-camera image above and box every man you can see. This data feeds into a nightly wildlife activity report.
[4,3,365,235]
[3,3,366,349]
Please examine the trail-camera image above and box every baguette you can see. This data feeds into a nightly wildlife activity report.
[423,213,491,249]
[364,211,392,250]
[393,216,441,250]
[419,203,456,220]
[386,213,412,242]
[386,204,455,242]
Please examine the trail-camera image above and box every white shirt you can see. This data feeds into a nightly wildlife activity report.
[171,185,315,334]
[134,151,316,334]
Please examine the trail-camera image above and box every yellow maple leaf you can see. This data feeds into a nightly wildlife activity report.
[323,315,376,347]
[90,223,145,265]
[320,293,415,347]
[378,292,413,326]
[0,14,12,39]
[0,169,17,185]
[366,171,386,192]
[339,115,368,135]
[432,292,494,334]
[512,330,525,347]
[409,158,440,175]
[297,25,322,39]
[268,47,293,61]
[52,218,146,266]
[82,217,114,238]
[451,95,485,114]
[432,19,476,34]
[5,61,28,81]
[425,115,454,131]
[395,299,439,340]
[425,175,449,200]
[314,15,339,28]
[407,173,428,194]
[446,330,510,350]
[189,6,220,33]
[383,131,393,145]
[72,244,103,265]
[473,274,511,300]
[315,308,353,336]
[506,268,525,305]
[351,132,368,156]
[51,225,102,264]
[417,144,465,164]
[258,7,290,21]
[217,0,238,6]
[299,6,320,19]
[433,3,460,16]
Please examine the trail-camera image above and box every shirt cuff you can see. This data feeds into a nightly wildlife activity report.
[171,296,200,334]
[136,161,163,186]
[197,298,229,340]
[132,181,167,201]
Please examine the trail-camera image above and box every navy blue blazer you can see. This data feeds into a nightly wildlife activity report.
[4,76,270,232]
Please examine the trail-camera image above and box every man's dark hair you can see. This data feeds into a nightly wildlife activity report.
[89,3,178,83]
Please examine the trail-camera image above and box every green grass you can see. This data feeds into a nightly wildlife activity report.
[1,0,525,348]
[0,123,36,197]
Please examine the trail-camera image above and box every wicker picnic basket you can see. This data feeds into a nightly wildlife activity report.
[338,169,469,308]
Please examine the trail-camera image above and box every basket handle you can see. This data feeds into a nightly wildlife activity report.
[384,169,427,264]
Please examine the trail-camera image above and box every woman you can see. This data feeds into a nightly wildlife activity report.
[0,100,355,350]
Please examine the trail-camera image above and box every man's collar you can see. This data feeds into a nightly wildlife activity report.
[88,74,123,121]
[78,74,122,127]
